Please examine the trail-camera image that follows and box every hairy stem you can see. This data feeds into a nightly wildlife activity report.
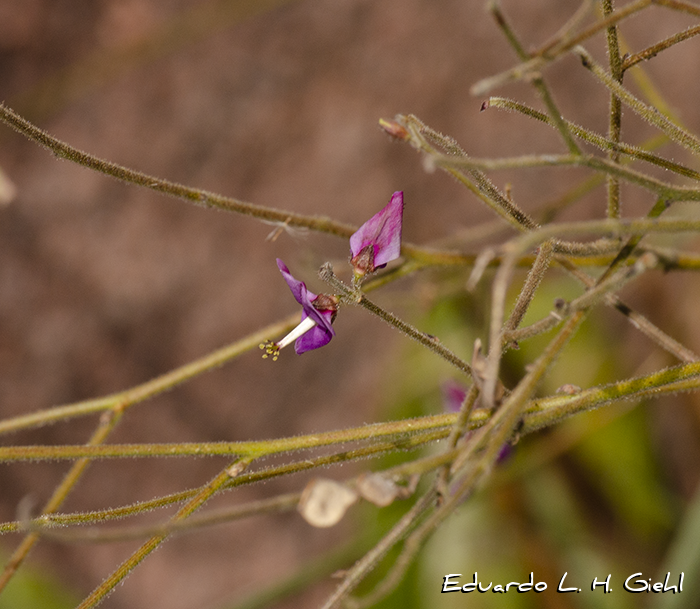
[0,409,124,592]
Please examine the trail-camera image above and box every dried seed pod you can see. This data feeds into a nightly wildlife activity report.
[356,473,400,507]
[298,478,358,528]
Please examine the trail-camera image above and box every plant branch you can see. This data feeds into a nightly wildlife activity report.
[0,415,459,463]
[0,409,124,593]
[485,97,700,182]
[471,0,653,95]
[602,0,624,218]
[621,24,700,71]
[75,461,246,609]
[487,0,581,153]
[319,490,437,609]
[0,105,359,239]
[576,46,700,156]
[0,314,300,436]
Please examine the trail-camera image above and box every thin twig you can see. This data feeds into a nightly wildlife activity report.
[471,0,653,95]
[319,490,437,609]
[602,0,624,219]
[621,24,700,71]
[0,104,358,238]
[399,114,539,233]
[320,264,473,376]
[485,97,700,182]
[431,150,700,201]
[0,416,460,463]
[75,461,247,609]
[0,409,124,592]
[487,0,581,153]
[576,47,700,156]
[17,494,301,543]
[503,239,556,335]
[0,314,299,436]
[653,0,700,18]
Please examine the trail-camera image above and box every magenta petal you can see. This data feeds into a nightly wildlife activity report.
[276,259,335,353]
[277,258,317,305]
[350,191,404,269]
[295,310,335,353]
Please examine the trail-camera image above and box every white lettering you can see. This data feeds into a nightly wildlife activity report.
[462,572,478,593]
[624,573,646,593]
[442,574,461,593]
[518,572,534,593]
[558,572,577,593]
[592,573,612,593]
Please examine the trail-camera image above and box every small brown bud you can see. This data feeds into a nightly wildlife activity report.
[378,118,409,140]
[350,244,376,276]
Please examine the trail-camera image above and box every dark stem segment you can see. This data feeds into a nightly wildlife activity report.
[487,0,581,153]
[603,0,624,219]
[357,295,472,376]
[319,264,472,377]
[0,103,356,239]
[621,24,700,71]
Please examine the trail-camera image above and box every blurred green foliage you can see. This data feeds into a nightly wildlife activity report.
[363,279,690,608]
[0,551,78,609]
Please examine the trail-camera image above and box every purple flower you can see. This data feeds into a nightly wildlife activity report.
[442,379,468,413]
[261,192,404,359]
[350,191,404,276]
[441,380,513,464]
[260,260,338,359]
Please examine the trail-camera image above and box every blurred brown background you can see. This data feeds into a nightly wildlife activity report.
[2,1,700,608]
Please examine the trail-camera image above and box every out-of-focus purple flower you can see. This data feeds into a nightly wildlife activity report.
[441,379,513,465]
[350,191,404,277]
[442,379,468,413]
[495,443,513,463]
[260,260,338,359]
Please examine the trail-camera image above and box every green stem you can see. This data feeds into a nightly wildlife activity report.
[0,102,530,279]
[0,104,357,239]
[470,0,652,95]
[653,0,700,18]
[433,151,700,201]
[357,295,472,376]
[487,0,581,153]
[523,360,700,430]
[486,97,700,182]
[16,494,301,543]
[0,414,458,463]
[6,361,700,538]
[400,114,538,233]
[75,462,243,609]
[0,409,124,593]
[320,264,472,376]
[504,239,555,334]
[356,308,585,609]
[0,314,299,436]
[1,428,455,536]
[319,490,437,609]
[621,24,700,71]
[576,47,700,156]
[602,0,624,219]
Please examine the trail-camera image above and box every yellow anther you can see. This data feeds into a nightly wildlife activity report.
[260,340,280,361]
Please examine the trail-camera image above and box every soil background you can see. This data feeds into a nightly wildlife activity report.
[1,1,700,608]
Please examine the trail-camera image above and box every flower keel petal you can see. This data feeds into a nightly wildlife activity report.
[350,191,404,275]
